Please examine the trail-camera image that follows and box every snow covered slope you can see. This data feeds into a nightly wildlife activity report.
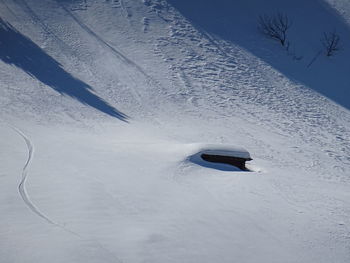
[169,0,350,109]
[0,0,350,262]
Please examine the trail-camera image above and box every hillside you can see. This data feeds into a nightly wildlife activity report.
[0,0,350,262]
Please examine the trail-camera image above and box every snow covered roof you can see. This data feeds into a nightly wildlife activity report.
[189,143,252,160]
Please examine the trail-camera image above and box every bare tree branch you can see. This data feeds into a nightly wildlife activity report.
[258,13,292,47]
[321,30,341,57]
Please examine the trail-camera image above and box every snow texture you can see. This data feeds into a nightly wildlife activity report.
[0,0,350,263]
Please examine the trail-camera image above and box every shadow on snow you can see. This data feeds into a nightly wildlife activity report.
[188,154,244,172]
[168,0,350,109]
[0,18,128,121]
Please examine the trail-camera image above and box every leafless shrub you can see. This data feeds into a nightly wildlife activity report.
[258,13,292,47]
[321,31,341,57]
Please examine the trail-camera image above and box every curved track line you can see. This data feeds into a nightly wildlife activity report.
[11,125,79,235]
[10,124,122,261]
[11,126,58,225]
[11,125,83,234]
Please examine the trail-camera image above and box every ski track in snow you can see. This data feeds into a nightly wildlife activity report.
[10,0,161,122]
[60,3,150,80]
[14,0,71,50]
[0,0,20,21]
[58,2,165,122]
[1,0,350,261]
[3,0,82,65]
[10,125,58,225]
[9,124,123,262]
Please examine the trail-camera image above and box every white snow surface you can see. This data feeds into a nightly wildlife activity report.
[188,143,252,160]
[1,0,350,263]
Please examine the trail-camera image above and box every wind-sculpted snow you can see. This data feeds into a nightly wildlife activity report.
[0,18,128,121]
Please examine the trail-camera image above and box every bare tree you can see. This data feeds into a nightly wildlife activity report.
[321,31,341,57]
[258,13,292,47]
